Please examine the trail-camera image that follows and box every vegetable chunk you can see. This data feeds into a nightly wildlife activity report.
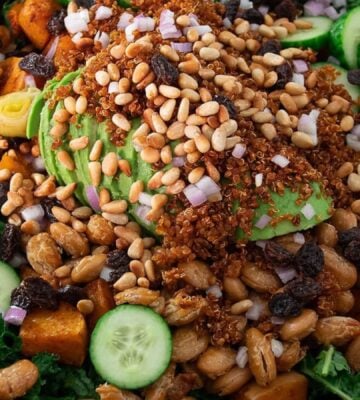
[0,57,26,95]
[20,302,88,366]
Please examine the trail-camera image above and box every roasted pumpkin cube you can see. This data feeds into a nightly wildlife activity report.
[6,3,24,37]
[85,278,115,330]
[20,302,88,367]
[0,57,26,95]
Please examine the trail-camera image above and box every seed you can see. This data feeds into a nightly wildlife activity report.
[176,14,190,27]
[176,97,189,123]
[54,265,71,278]
[114,226,139,242]
[252,111,273,124]
[194,134,210,153]
[132,62,150,84]
[101,199,127,214]
[77,299,94,315]
[273,26,288,39]
[264,71,278,88]
[160,99,176,122]
[147,133,166,149]
[280,93,298,114]
[126,42,151,58]
[89,140,103,161]
[167,121,185,140]
[64,96,76,114]
[340,116,354,132]
[231,299,253,315]
[337,162,354,178]
[348,173,360,192]
[178,73,198,90]
[128,238,144,259]
[52,206,71,223]
[235,20,250,35]
[276,109,291,126]
[148,171,164,190]
[186,27,199,42]
[187,151,201,164]
[306,71,317,89]
[196,101,219,117]
[74,95,87,114]
[129,180,144,203]
[161,167,181,186]
[237,57,250,73]
[160,44,179,62]
[185,125,201,139]
[252,68,265,86]
[9,173,22,192]
[183,139,196,154]
[178,59,200,74]
[211,128,227,151]
[102,152,118,176]
[325,100,342,115]
[198,68,216,80]
[112,113,131,131]
[151,194,168,210]
[118,159,131,176]
[110,43,125,59]
[188,167,205,184]
[56,182,77,201]
[102,212,128,225]
[1,201,16,216]
[259,24,276,38]
[130,260,145,277]
[291,131,314,149]
[53,108,70,123]
[159,84,181,99]
[199,47,220,61]
[260,123,277,140]
[151,112,167,134]
[263,52,285,66]
[95,70,110,86]
[50,123,68,138]
[294,19,313,29]
[166,179,186,194]
[181,89,201,102]
[107,63,120,81]
[118,77,131,93]
[225,136,241,149]
[285,82,306,95]
[0,168,11,182]
[69,136,89,151]
[160,145,172,164]
[115,93,134,105]
[57,150,75,171]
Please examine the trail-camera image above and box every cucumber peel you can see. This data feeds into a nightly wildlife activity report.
[0,261,20,314]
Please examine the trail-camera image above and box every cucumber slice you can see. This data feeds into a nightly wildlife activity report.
[281,17,333,51]
[330,7,360,69]
[0,261,20,314]
[90,305,172,389]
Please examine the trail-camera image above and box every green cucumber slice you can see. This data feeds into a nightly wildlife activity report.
[0,261,20,314]
[330,7,360,69]
[281,17,333,51]
[90,305,172,390]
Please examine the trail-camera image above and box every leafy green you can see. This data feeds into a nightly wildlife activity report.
[0,315,22,368]
[1,0,15,27]
[300,346,360,400]
[190,390,222,400]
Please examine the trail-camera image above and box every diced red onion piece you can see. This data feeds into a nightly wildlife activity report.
[250,23,259,31]
[271,316,285,325]
[0,53,5,62]
[24,75,37,88]
[195,176,220,196]
[21,204,45,222]
[118,12,133,30]
[297,114,317,145]
[136,16,155,32]
[236,346,248,368]
[240,0,253,9]
[135,205,152,223]
[160,9,175,24]
[45,36,59,60]
[172,156,185,167]
[171,42,193,53]
[125,21,138,42]
[274,266,298,283]
[292,73,304,86]
[8,253,27,268]
[256,240,267,249]
[206,285,222,298]
[78,9,90,23]
[65,13,89,34]
[258,5,269,15]
[309,109,320,122]
[301,203,316,220]
[71,32,83,44]
[108,81,119,94]
[255,173,263,187]
[188,13,199,26]
[86,186,101,212]
[232,143,246,159]
[271,154,290,168]
[161,29,182,39]
[346,134,360,151]
[304,1,325,16]
[95,6,113,20]
[293,232,305,244]
[324,6,339,20]
[94,31,109,48]
[183,184,207,207]
[32,157,45,171]
[223,17,232,28]
[183,25,212,36]
[100,266,113,282]
[352,125,360,137]
[139,192,153,207]
[4,306,27,326]
[293,59,308,73]
[271,339,284,358]
[255,214,272,229]
[160,23,178,34]
[327,55,340,65]
[246,295,266,320]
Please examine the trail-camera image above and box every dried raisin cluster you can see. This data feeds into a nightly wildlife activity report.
[19,53,55,79]
[294,242,324,277]
[0,224,20,262]
[151,54,179,86]
[106,249,131,282]
[213,95,237,119]
[47,9,67,36]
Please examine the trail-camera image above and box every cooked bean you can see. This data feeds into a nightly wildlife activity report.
[333,290,355,314]
[197,346,236,379]
[315,223,338,247]
[330,208,357,231]
[276,341,305,372]
[241,262,281,293]
[172,325,209,362]
[280,309,318,341]
[178,260,216,289]
[313,316,360,346]
[209,367,252,396]
[223,277,248,301]
[346,336,360,372]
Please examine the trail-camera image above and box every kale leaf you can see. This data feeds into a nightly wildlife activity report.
[0,315,21,368]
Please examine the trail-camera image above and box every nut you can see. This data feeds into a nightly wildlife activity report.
[86,215,115,245]
[280,309,318,341]
[313,316,360,346]
[50,222,90,257]
[172,325,210,362]
[71,254,107,283]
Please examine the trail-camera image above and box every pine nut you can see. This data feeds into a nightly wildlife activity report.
[160,44,179,62]
[188,167,205,184]
[77,299,94,315]
[114,226,139,242]
[276,109,291,126]
[110,43,125,59]
[130,260,145,277]
[181,89,201,102]
[115,93,134,105]
[21,220,40,235]
[252,68,265,86]
[264,71,278,88]
[132,62,150,84]
[52,206,71,223]
[186,27,199,42]
[160,99,176,122]
[151,112,167,133]
[348,173,360,192]
[161,167,181,186]
[212,127,227,151]
[89,140,103,161]
[56,183,77,201]
[198,68,216,80]
[102,212,128,225]
[187,151,201,164]
[272,26,288,39]
[337,162,354,178]
[126,42,152,58]
[194,134,211,153]
[112,113,131,131]
[54,108,70,123]
[95,70,110,86]
[285,82,306,95]
[9,173,22,192]
[74,95,87,114]
[160,145,172,164]
[64,96,76,114]
[145,82,158,100]
[118,77,131,93]
[129,180,144,203]
[114,272,137,291]
[159,85,181,99]
[199,47,220,61]
[127,238,144,259]
[69,136,89,151]
[147,133,166,149]
[237,57,250,73]
[144,260,156,281]
[294,19,313,29]
[54,265,71,278]
[280,93,298,114]
[151,194,168,210]
[0,168,11,182]
[306,71,317,88]
[196,101,219,117]
[148,171,164,190]
[167,121,185,140]
[57,150,75,170]
[231,299,254,314]
[178,59,200,74]
[101,152,118,177]
[179,73,198,90]
[291,131,314,149]
[235,20,250,35]
[166,179,186,194]
[341,116,355,132]
[140,147,160,164]
[101,199,127,214]
[260,123,277,140]
[263,52,284,66]
[137,277,150,288]
[252,111,273,124]
[50,123,68,138]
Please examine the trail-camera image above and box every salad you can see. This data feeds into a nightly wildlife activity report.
[0,0,359,398]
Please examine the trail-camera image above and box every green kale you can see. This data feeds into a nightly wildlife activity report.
[190,390,222,400]
[0,315,21,368]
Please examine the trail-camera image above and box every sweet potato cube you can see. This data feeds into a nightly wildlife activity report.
[7,3,24,37]
[20,302,88,367]
[0,57,26,95]
[85,278,115,330]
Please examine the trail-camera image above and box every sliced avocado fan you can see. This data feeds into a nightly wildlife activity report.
[28,70,333,241]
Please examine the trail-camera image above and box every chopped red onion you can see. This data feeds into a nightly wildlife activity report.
[171,42,193,53]
[206,285,222,298]
[32,157,45,171]
[100,266,113,282]
[240,0,253,9]
[274,266,298,283]
[246,295,267,320]
[118,12,134,30]
[256,240,267,249]
[65,11,89,33]
[327,55,340,65]
[232,143,246,159]
[86,185,101,212]
[188,13,199,26]
[271,154,290,168]
[309,109,320,122]
[223,17,232,28]
[160,9,175,24]
[195,176,220,196]
[183,184,207,207]
[255,214,272,229]
[250,24,259,31]
[352,125,360,137]
[78,9,90,23]
[21,204,45,222]
[301,203,316,220]
[324,6,339,20]
[94,31,109,48]
[135,205,152,223]
[236,346,248,368]
[292,73,304,86]
[0,53,5,61]
[4,306,27,326]
[304,1,325,16]
[161,29,182,40]
[258,5,269,15]
[125,21,138,42]
[255,173,263,187]
[95,6,113,20]
[135,16,155,32]
[346,134,360,151]
[159,23,178,33]
[24,74,37,88]
[172,156,185,167]
[271,316,285,325]
[139,192,153,207]
[71,32,83,44]
[293,232,305,244]
[9,253,27,268]
[293,59,308,73]
[108,81,119,94]
[297,114,317,145]
[271,339,284,358]
[45,36,59,60]
[183,25,212,36]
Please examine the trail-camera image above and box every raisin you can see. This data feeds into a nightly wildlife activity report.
[274,0,298,21]
[224,0,239,22]
[269,292,302,317]
[348,70,360,85]
[294,242,324,277]
[213,94,237,119]
[286,277,321,304]
[58,285,87,306]
[241,8,264,24]
[75,0,95,7]
[106,249,131,282]
[151,54,179,86]
[0,182,8,208]
[258,39,282,56]
[11,277,58,311]
[19,53,55,79]
[338,227,360,247]
[264,241,293,267]
[41,198,60,222]
[0,224,20,262]
[47,9,66,36]
[273,62,293,89]
[343,240,360,263]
